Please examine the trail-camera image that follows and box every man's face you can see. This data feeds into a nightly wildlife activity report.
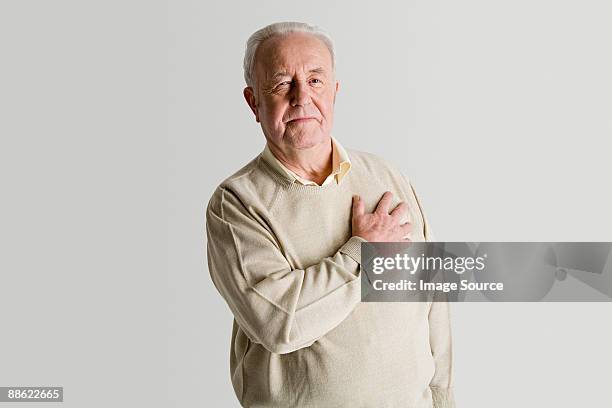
[244,32,339,152]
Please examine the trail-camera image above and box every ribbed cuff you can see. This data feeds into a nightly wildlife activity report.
[431,387,456,408]
[338,236,367,264]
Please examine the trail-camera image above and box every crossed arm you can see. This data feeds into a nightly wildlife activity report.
[205,181,454,406]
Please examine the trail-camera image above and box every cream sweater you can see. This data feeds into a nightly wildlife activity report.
[206,146,455,407]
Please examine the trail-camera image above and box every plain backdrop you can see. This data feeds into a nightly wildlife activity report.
[1,0,611,407]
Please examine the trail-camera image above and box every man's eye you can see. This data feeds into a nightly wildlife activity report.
[279,81,291,86]
[310,78,322,84]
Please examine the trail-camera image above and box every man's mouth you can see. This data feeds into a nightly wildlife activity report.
[288,117,316,123]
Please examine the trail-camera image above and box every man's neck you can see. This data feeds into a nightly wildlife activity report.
[267,138,333,185]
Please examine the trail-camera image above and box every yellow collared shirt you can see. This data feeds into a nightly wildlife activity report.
[261,136,352,186]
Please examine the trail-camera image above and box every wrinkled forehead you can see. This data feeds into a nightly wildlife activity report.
[254,33,333,81]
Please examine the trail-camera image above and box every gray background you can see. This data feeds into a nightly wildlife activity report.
[1,0,611,407]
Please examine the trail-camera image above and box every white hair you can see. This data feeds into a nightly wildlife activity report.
[243,21,336,88]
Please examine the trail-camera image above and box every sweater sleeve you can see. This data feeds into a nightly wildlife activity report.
[406,178,436,242]
[428,294,456,407]
[401,176,455,406]
[206,187,366,355]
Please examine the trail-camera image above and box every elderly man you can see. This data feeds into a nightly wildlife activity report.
[206,21,455,407]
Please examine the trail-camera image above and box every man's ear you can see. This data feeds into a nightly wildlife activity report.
[333,80,339,105]
[243,86,260,123]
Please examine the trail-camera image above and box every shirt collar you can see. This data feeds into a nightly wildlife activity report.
[261,136,352,186]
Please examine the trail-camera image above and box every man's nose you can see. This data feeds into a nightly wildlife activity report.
[290,81,311,107]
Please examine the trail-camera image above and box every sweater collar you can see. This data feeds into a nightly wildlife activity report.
[260,136,352,186]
